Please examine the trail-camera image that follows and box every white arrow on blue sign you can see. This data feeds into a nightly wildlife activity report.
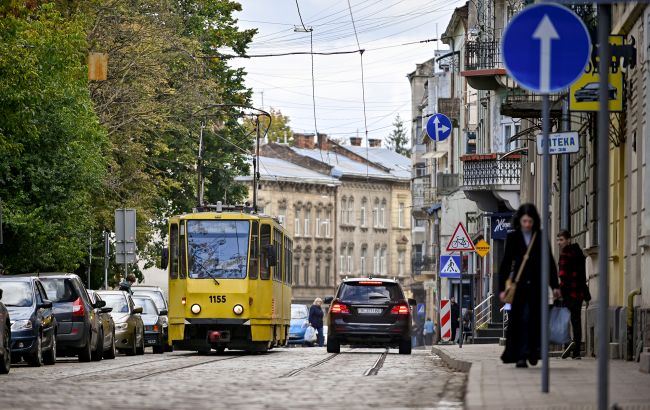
[426,113,452,142]
[439,255,461,279]
[502,3,591,94]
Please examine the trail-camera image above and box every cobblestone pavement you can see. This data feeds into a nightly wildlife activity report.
[0,347,465,410]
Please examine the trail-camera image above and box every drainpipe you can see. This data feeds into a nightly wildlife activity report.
[627,288,641,360]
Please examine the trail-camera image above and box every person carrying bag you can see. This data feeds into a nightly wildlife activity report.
[503,232,537,304]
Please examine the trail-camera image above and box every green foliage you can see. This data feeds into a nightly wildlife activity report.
[385,114,410,157]
[243,107,292,143]
[0,4,108,273]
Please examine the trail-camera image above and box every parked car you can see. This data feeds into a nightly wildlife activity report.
[0,288,11,374]
[325,278,415,355]
[132,286,169,351]
[132,295,166,354]
[87,290,116,359]
[574,82,617,102]
[0,277,57,366]
[97,290,145,356]
[288,304,310,345]
[39,273,104,362]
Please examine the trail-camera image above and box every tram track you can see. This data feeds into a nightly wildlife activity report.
[363,348,389,376]
[128,355,244,380]
[281,353,341,378]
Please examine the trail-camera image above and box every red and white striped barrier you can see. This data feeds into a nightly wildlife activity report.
[440,299,451,342]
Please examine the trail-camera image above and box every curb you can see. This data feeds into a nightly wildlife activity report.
[431,346,472,373]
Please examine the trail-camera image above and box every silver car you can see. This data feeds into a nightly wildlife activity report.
[96,291,144,356]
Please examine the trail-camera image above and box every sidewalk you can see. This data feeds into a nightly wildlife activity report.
[432,344,650,410]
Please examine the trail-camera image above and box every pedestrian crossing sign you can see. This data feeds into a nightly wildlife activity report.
[439,255,462,278]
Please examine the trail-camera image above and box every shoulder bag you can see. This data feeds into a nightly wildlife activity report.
[503,232,537,304]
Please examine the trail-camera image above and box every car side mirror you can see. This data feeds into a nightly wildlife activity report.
[266,245,277,267]
[160,247,169,270]
[100,307,113,314]
[323,296,334,305]
[0,289,3,300]
[408,298,417,307]
[39,299,53,309]
[94,300,106,309]
[133,306,143,314]
[159,309,168,316]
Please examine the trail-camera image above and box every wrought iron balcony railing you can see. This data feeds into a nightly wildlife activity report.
[464,40,502,71]
[412,255,437,275]
[461,154,521,187]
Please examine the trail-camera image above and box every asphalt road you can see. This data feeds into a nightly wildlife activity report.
[0,347,465,409]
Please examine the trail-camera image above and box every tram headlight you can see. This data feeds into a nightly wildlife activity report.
[191,304,201,314]
[233,304,244,315]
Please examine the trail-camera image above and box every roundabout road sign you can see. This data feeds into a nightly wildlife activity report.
[502,3,591,93]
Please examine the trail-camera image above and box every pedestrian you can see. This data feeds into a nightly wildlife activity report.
[423,318,435,346]
[557,230,591,359]
[450,297,460,343]
[119,274,136,295]
[463,309,473,343]
[498,203,561,368]
[308,297,325,347]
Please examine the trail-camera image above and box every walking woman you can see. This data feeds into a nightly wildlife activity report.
[498,204,561,368]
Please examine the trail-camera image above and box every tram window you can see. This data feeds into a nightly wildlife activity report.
[169,224,179,279]
[287,239,293,285]
[273,228,282,281]
[260,224,271,280]
[179,222,187,279]
[249,221,259,279]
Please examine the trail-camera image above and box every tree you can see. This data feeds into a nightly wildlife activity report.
[243,107,292,143]
[385,114,410,157]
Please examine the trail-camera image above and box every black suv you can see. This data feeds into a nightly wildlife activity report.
[325,278,415,355]
[39,274,104,362]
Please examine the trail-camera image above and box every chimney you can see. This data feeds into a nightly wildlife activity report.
[293,133,315,149]
[368,138,381,148]
[349,137,362,146]
[317,133,329,150]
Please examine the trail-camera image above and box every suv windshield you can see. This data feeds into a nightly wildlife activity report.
[291,306,308,319]
[187,220,250,279]
[133,298,158,315]
[100,294,129,313]
[133,290,166,311]
[0,281,33,307]
[338,282,404,304]
[40,278,78,303]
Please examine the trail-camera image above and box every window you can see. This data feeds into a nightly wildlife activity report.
[315,260,321,286]
[340,253,346,275]
[360,247,367,276]
[360,199,367,227]
[304,209,311,237]
[279,205,286,226]
[323,210,331,237]
[398,202,405,228]
[260,224,271,280]
[398,251,405,276]
[380,200,386,228]
[373,200,379,228]
[324,262,331,286]
[315,209,321,237]
[340,198,347,223]
[179,222,187,278]
[294,209,301,237]
[347,198,354,225]
[187,220,251,279]
[249,221,259,279]
[380,248,387,274]
[273,228,282,281]
[169,223,179,279]
[347,248,353,274]
[303,262,309,286]
[294,261,300,286]
[373,248,379,274]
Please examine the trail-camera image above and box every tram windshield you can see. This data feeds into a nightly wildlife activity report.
[187,220,250,279]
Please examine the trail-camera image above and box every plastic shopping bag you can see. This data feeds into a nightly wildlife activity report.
[549,306,571,345]
[304,325,317,343]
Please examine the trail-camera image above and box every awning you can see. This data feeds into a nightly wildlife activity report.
[426,203,442,215]
[422,151,447,160]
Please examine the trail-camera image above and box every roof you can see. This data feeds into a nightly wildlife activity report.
[339,146,411,180]
[342,277,400,284]
[291,147,396,180]
[0,276,34,282]
[235,156,340,185]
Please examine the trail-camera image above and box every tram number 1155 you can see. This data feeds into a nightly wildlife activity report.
[209,295,227,303]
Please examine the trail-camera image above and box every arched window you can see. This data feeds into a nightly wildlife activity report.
[360,198,367,227]
[347,197,354,225]
[340,197,347,224]
[380,199,387,228]
[373,199,379,228]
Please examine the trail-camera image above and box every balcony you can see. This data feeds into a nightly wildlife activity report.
[437,173,460,195]
[461,153,522,211]
[412,255,437,276]
[501,90,565,119]
[438,98,460,127]
[462,40,508,90]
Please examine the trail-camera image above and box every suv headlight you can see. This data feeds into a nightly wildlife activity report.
[115,322,129,331]
[11,320,33,331]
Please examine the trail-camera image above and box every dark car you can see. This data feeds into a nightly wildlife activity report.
[325,278,415,355]
[574,82,617,102]
[88,290,116,360]
[39,273,104,362]
[0,277,57,366]
[0,288,11,374]
[132,295,167,354]
[132,286,170,351]
[97,291,145,356]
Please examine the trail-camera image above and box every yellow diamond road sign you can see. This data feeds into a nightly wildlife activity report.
[475,239,490,258]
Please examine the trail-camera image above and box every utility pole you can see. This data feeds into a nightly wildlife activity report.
[253,116,261,213]
[197,122,206,207]
[561,98,571,230]
[87,231,92,289]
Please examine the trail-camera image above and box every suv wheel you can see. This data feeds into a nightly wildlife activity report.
[326,338,340,354]
[398,339,412,355]
[0,326,11,374]
[78,333,92,362]
[27,333,44,367]
[103,332,116,360]
[43,332,57,365]
[91,329,103,361]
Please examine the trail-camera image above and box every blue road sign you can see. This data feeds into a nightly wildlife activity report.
[426,113,452,142]
[439,255,461,279]
[502,3,591,93]
[416,303,425,317]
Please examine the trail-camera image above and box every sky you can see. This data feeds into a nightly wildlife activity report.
[231,0,464,145]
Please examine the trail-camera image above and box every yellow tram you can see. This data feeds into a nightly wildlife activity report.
[161,206,293,353]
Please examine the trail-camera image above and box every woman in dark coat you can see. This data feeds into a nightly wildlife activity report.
[498,204,560,368]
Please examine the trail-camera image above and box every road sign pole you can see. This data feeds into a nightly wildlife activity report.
[541,93,551,393]
[597,5,611,410]
[459,251,463,348]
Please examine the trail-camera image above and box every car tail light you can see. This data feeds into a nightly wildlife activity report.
[153,325,159,332]
[72,297,85,317]
[330,303,350,314]
[390,303,409,315]
[358,281,383,285]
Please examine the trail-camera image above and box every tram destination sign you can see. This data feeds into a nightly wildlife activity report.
[536,131,580,155]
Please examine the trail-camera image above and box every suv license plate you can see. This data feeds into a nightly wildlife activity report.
[358,308,383,315]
